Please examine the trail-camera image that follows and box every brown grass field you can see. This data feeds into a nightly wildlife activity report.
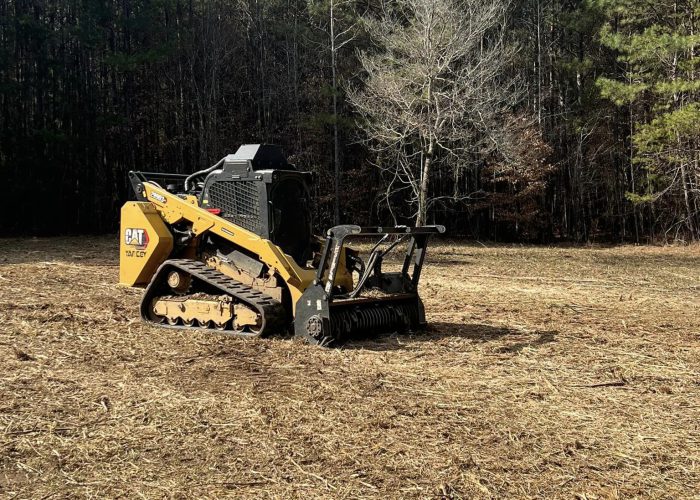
[1,237,699,498]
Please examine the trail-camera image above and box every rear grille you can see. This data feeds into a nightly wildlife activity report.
[208,181,261,233]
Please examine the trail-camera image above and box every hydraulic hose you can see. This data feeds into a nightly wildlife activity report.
[184,156,227,192]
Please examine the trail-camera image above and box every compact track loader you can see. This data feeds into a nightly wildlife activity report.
[119,144,444,345]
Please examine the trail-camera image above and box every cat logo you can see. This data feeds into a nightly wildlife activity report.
[125,228,149,250]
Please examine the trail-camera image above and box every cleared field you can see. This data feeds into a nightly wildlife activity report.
[1,237,699,498]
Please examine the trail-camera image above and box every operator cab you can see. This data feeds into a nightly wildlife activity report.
[197,144,314,266]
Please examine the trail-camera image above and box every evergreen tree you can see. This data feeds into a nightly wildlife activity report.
[596,0,700,239]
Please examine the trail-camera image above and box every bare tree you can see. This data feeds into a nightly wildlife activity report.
[184,1,240,164]
[308,0,358,224]
[347,0,518,225]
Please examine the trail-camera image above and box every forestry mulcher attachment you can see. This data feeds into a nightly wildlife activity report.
[119,144,443,345]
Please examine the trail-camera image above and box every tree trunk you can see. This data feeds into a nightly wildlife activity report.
[680,161,697,239]
[417,140,434,226]
[331,0,340,225]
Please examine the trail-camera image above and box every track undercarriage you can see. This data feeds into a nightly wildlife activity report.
[141,259,287,337]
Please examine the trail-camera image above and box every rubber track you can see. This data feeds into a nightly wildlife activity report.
[140,259,287,337]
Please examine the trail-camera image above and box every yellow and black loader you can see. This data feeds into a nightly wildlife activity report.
[120,144,444,345]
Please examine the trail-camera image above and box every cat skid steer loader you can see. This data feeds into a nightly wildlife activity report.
[120,144,443,346]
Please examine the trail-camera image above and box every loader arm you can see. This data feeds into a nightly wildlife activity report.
[137,181,316,309]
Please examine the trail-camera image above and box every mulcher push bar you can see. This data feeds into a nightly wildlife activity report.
[316,224,445,294]
[294,224,445,346]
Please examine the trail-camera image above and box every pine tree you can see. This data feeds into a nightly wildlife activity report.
[596,0,700,239]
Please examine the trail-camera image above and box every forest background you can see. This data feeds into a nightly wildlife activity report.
[1,0,698,243]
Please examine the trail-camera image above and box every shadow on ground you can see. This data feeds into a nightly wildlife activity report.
[342,322,558,352]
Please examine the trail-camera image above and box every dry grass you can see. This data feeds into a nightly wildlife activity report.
[1,237,699,498]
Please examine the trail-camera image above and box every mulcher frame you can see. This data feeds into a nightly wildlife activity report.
[293,225,445,345]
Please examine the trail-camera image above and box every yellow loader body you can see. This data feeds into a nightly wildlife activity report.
[119,144,443,345]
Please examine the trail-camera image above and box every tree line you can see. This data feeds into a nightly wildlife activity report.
[1,0,698,242]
